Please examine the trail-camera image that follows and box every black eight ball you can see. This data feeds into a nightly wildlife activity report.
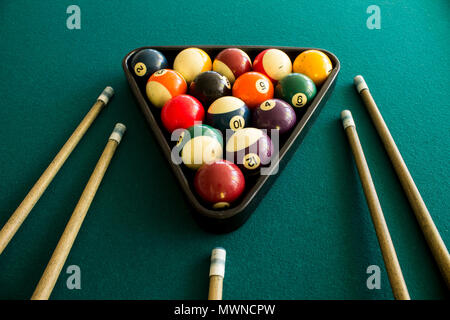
[189,71,232,106]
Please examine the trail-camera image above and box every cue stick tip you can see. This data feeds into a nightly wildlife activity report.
[97,86,115,105]
[109,123,126,144]
[341,110,355,129]
[210,247,226,278]
[353,75,368,94]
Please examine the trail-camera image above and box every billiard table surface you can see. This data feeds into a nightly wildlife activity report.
[0,0,448,300]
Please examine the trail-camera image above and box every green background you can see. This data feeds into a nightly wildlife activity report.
[0,0,448,300]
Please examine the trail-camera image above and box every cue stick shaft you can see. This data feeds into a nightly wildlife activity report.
[208,247,226,300]
[354,76,450,288]
[341,110,410,300]
[208,275,223,300]
[31,123,126,300]
[0,87,114,255]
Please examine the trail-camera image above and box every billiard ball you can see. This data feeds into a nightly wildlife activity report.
[232,72,274,109]
[161,95,204,132]
[293,50,333,86]
[194,160,245,209]
[226,128,273,174]
[189,71,232,106]
[173,48,212,83]
[130,49,169,87]
[253,49,292,83]
[275,73,317,109]
[146,69,187,108]
[213,48,252,84]
[252,99,296,135]
[177,124,223,170]
[207,96,250,132]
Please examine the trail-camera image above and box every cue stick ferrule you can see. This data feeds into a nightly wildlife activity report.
[208,247,226,300]
[354,75,368,94]
[97,86,115,105]
[109,123,126,144]
[341,110,355,129]
[209,247,226,278]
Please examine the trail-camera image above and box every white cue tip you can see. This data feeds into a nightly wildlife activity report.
[109,123,126,144]
[210,247,226,278]
[341,110,355,129]
[97,86,115,105]
[354,75,368,94]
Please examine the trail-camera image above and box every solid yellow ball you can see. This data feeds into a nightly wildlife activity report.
[293,50,333,86]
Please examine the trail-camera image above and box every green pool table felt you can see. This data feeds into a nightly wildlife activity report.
[0,0,448,299]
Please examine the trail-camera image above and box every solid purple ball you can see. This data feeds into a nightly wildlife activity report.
[252,99,297,135]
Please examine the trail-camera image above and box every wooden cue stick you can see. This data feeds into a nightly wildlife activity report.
[30,123,126,300]
[208,247,226,300]
[341,110,410,300]
[354,75,450,288]
[0,87,114,255]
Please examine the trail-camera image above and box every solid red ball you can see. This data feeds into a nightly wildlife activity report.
[194,160,245,209]
[161,95,205,132]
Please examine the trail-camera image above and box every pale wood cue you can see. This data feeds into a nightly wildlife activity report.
[341,110,410,300]
[208,247,226,300]
[0,87,114,255]
[354,75,450,288]
[31,123,126,300]
[209,276,223,300]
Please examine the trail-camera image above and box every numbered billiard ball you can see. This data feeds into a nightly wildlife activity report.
[161,95,204,133]
[176,124,223,170]
[206,96,250,132]
[252,99,296,135]
[173,48,212,83]
[253,49,292,83]
[213,48,252,84]
[232,72,274,109]
[130,49,169,87]
[194,160,245,209]
[293,50,333,86]
[146,69,187,108]
[276,73,317,109]
[189,71,232,106]
[226,128,273,174]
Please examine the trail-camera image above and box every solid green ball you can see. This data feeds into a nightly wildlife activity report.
[276,73,317,109]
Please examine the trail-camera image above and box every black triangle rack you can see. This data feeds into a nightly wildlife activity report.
[122,46,340,233]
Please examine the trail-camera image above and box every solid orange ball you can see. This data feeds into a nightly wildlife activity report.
[232,72,274,109]
[293,50,333,86]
